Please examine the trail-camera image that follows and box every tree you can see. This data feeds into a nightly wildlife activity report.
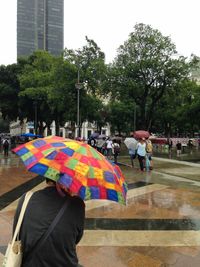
[0,64,20,121]
[108,23,191,131]
[175,80,200,136]
[0,114,9,132]
[18,50,55,135]
[63,37,108,131]
[64,36,106,95]
[49,57,78,135]
[107,101,135,135]
[151,79,200,137]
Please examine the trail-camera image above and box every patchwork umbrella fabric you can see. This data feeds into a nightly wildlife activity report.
[13,136,127,204]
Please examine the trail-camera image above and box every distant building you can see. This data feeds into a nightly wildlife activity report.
[191,57,200,85]
[17,0,64,58]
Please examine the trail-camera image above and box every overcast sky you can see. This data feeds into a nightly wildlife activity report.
[0,0,200,65]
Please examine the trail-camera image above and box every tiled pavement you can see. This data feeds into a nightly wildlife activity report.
[0,153,200,266]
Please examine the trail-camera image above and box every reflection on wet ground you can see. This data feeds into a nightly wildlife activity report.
[1,152,200,266]
[154,147,200,163]
[85,218,200,230]
[0,175,44,210]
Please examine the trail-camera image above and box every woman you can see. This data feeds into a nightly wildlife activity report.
[106,137,113,160]
[13,178,85,267]
[136,138,146,171]
[112,139,120,164]
[128,147,137,168]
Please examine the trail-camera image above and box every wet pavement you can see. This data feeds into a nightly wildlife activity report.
[0,150,200,266]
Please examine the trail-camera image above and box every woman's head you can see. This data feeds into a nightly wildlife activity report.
[46,178,56,185]
[46,178,73,197]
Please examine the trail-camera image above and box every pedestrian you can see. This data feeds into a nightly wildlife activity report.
[2,138,9,157]
[136,138,146,171]
[88,137,96,149]
[146,137,153,170]
[112,139,120,164]
[176,141,182,156]
[106,137,113,160]
[168,138,173,152]
[96,139,102,153]
[128,147,137,168]
[101,138,107,156]
[13,178,85,267]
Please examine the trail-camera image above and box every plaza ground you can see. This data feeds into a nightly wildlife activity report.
[0,152,200,266]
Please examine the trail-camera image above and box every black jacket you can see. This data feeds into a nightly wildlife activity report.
[13,187,85,267]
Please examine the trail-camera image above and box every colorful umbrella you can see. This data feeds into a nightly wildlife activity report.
[13,136,127,205]
[133,130,150,139]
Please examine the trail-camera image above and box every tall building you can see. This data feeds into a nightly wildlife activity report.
[17,0,64,58]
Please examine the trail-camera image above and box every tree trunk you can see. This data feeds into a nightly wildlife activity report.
[46,123,52,136]
[38,121,45,136]
[55,119,60,136]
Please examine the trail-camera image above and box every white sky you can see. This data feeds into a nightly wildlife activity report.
[0,0,200,65]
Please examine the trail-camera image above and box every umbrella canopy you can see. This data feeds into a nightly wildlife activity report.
[21,133,43,138]
[124,138,138,150]
[96,139,106,148]
[133,130,150,139]
[90,132,99,139]
[13,136,127,204]
[98,134,106,139]
[111,136,123,141]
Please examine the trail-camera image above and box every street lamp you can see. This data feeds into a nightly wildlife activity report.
[75,70,83,138]
[33,101,38,135]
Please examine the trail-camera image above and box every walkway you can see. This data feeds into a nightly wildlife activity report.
[0,154,200,266]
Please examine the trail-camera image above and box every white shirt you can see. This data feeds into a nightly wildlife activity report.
[106,140,113,149]
[137,142,146,156]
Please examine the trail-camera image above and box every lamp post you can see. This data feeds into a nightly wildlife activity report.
[33,101,38,135]
[75,70,83,138]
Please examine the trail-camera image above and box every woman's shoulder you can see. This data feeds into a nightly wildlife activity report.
[71,195,85,208]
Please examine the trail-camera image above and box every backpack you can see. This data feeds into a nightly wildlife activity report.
[88,138,96,147]
[146,141,152,153]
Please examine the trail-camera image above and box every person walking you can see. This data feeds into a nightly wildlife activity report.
[146,138,153,170]
[136,138,146,171]
[88,137,96,149]
[176,141,182,156]
[128,147,137,168]
[2,138,9,157]
[106,137,113,160]
[13,178,85,267]
[112,139,120,164]
[101,138,107,156]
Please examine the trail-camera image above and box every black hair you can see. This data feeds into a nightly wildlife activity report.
[45,178,56,184]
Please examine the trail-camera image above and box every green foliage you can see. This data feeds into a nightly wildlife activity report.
[0,26,200,137]
[64,36,106,95]
[63,37,108,129]
[18,50,55,133]
[107,101,135,135]
[153,79,200,136]
[0,114,9,132]
[49,57,78,125]
[0,64,20,120]
[107,23,191,131]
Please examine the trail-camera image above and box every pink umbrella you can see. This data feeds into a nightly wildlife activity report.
[133,130,150,139]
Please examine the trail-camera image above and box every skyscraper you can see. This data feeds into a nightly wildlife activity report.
[17,0,64,58]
